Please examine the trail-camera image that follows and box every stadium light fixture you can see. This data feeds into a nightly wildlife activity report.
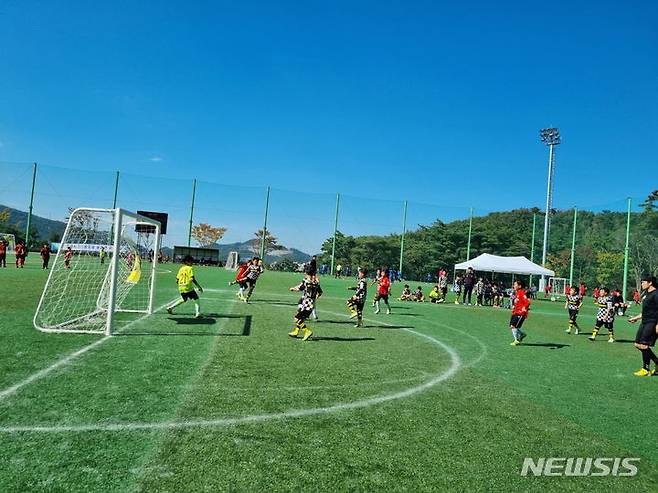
[539,127,560,291]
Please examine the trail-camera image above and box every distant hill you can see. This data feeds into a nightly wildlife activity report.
[169,240,312,264]
[0,205,67,242]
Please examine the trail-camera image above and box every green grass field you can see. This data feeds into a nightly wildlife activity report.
[1,262,657,492]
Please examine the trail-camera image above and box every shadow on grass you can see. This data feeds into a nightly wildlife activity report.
[120,314,252,337]
[311,336,376,342]
[519,342,571,349]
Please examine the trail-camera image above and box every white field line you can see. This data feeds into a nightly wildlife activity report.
[0,306,464,433]
[0,298,179,403]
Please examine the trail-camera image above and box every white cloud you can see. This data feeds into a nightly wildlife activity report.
[149,156,163,162]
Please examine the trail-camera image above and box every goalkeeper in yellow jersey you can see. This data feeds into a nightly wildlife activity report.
[166,255,203,318]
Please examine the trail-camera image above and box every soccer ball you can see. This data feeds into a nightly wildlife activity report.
[550,296,557,302]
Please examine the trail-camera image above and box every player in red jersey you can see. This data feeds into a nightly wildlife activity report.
[14,241,26,268]
[64,246,73,269]
[0,239,7,268]
[373,269,392,314]
[229,259,251,300]
[509,279,531,346]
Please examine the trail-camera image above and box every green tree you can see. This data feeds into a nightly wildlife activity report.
[595,252,624,288]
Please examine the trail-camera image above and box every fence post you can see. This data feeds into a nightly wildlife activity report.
[568,207,578,288]
[399,200,408,277]
[530,213,537,287]
[466,207,473,261]
[187,179,197,247]
[25,162,38,245]
[330,193,340,276]
[622,197,632,299]
[259,186,271,259]
[112,171,120,209]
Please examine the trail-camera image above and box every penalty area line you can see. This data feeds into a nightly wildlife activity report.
[0,298,178,403]
[0,309,463,433]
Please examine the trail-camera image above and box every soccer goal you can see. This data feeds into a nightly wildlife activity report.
[550,277,568,298]
[0,232,16,250]
[33,208,161,336]
[225,251,239,270]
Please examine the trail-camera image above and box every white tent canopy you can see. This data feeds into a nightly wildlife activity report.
[454,253,555,277]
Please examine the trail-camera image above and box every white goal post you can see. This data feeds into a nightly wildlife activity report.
[225,251,239,270]
[549,277,568,298]
[33,208,161,336]
[0,232,16,251]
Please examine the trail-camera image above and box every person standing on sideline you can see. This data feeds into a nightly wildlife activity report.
[40,244,50,269]
[99,247,106,265]
[628,275,658,376]
[0,239,7,268]
[462,267,476,305]
[335,263,342,278]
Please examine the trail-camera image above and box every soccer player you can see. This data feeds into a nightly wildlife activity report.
[438,272,448,301]
[373,269,392,314]
[243,256,264,302]
[40,244,50,269]
[64,246,73,269]
[564,285,583,334]
[230,259,251,300]
[452,276,462,304]
[475,278,485,306]
[347,268,368,327]
[428,285,442,303]
[413,286,425,302]
[398,284,412,301]
[15,241,26,268]
[509,279,530,346]
[288,274,323,341]
[99,247,106,265]
[628,275,658,376]
[166,255,203,318]
[589,287,615,343]
[0,239,7,268]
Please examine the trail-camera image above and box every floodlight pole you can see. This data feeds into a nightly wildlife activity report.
[25,162,37,246]
[529,213,537,287]
[539,127,560,291]
[330,193,340,276]
[466,207,473,261]
[622,197,632,300]
[112,171,120,209]
[260,186,270,259]
[187,179,197,247]
[569,207,578,288]
[399,200,408,277]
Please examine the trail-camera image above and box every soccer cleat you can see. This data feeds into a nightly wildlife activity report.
[302,328,313,341]
[454,300,459,304]
[374,308,380,314]
[575,328,580,335]
[194,313,203,319]
[288,327,300,337]
[608,337,615,343]
[633,368,652,377]
[386,309,391,315]
[588,335,596,341]
[565,328,571,334]
[510,340,520,346]
[166,308,173,315]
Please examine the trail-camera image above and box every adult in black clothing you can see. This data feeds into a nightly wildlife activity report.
[629,275,658,376]
[462,267,476,305]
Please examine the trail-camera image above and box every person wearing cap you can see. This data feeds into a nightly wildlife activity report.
[628,275,658,376]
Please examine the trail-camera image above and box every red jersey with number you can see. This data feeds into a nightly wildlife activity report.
[512,289,530,317]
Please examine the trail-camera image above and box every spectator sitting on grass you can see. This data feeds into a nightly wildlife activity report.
[429,285,443,303]
[413,286,425,302]
[398,284,413,301]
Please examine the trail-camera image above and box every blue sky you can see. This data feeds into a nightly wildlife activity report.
[1,1,656,253]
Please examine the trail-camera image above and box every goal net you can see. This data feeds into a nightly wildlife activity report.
[549,277,568,298]
[225,251,239,270]
[0,232,16,251]
[33,208,161,335]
